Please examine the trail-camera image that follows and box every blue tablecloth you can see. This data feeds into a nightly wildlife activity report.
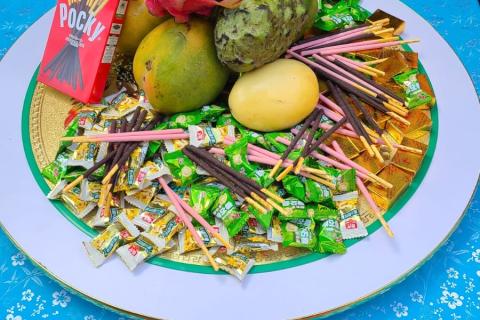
[1,1,479,319]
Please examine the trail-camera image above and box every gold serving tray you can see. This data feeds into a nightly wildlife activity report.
[28,81,432,267]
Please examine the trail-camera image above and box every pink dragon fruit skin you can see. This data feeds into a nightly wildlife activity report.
[145,0,240,23]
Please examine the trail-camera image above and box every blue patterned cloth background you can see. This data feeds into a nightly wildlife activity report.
[0,1,479,319]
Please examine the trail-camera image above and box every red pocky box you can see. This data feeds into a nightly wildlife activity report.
[38,0,129,103]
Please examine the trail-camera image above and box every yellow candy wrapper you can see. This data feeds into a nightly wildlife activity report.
[117,235,175,271]
[213,248,255,281]
[188,125,235,148]
[178,226,219,254]
[83,213,140,267]
[333,192,367,240]
[61,186,96,219]
[132,195,174,231]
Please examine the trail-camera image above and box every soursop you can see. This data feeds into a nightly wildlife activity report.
[214,0,310,73]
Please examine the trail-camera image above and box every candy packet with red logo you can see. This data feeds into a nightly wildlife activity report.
[188,125,235,148]
[83,212,140,267]
[38,0,129,103]
[333,191,368,240]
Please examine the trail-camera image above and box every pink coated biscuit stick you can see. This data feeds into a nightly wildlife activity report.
[290,25,374,52]
[224,136,281,160]
[316,102,355,132]
[331,141,394,238]
[158,178,220,270]
[82,133,189,143]
[318,39,419,55]
[301,37,397,56]
[316,55,389,97]
[274,136,370,181]
[169,190,233,250]
[289,51,376,97]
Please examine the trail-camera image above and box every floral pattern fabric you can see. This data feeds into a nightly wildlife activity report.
[0,0,479,319]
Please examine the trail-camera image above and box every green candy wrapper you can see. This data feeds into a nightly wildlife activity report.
[282,176,334,204]
[279,197,338,221]
[216,114,268,148]
[147,122,169,158]
[163,150,198,186]
[223,210,249,238]
[247,168,274,189]
[393,69,433,109]
[305,178,333,204]
[316,218,346,254]
[333,168,357,194]
[282,176,307,202]
[59,118,79,153]
[246,204,274,230]
[225,137,256,175]
[315,0,370,31]
[189,184,222,224]
[264,132,293,153]
[167,105,226,129]
[281,218,317,250]
[211,190,247,237]
[42,151,72,184]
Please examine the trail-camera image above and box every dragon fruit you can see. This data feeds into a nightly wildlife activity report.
[145,0,241,23]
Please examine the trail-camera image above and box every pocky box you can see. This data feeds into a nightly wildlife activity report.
[38,0,129,103]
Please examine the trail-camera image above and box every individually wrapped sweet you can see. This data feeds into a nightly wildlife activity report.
[77,105,106,130]
[267,217,284,243]
[47,180,67,200]
[224,136,256,175]
[333,168,357,194]
[163,150,199,186]
[80,180,102,202]
[264,132,293,153]
[61,187,96,219]
[314,0,370,31]
[188,125,235,148]
[178,225,218,254]
[282,176,307,202]
[279,198,337,221]
[213,249,255,281]
[316,218,346,254]
[132,195,173,230]
[42,151,71,184]
[124,143,149,190]
[304,178,333,204]
[83,213,140,267]
[211,189,237,220]
[132,160,170,190]
[235,227,278,254]
[247,168,274,189]
[124,185,158,209]
[281,218,317,250]
[189,184,222,224]
[117,236,175,271]
[168,105,226,129]
[66,142,98,169]
[394,69,433,109]
[334,191,368,240]
[244,217,267,235]
[147,211,185,244]
[164,138,189,153]
[102,94,140,119]
[246,203,274,230]
[211,190,248,237]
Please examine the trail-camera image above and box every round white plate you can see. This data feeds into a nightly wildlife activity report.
[1,0,479,319]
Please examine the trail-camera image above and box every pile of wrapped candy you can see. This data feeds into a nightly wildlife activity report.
[42,90,377,280]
